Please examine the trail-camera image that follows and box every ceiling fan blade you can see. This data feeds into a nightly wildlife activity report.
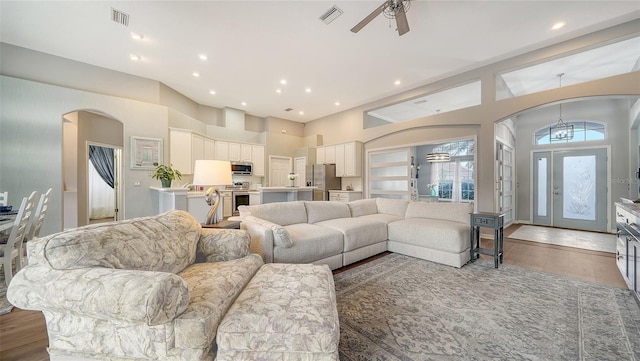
[351,2,387,33]
[395,2,410,36]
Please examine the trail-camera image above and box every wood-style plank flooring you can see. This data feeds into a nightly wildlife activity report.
[0,224,627,361]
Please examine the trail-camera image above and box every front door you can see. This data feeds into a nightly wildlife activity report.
[533,148,608,231]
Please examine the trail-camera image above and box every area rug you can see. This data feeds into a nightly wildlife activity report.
[335,253,640,361]
[0,276,12,315]
[509,225,616,253]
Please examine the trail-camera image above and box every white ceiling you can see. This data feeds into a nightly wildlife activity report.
[1,1,638,123]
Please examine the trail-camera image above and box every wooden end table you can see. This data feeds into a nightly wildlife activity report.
[202,220,241,229]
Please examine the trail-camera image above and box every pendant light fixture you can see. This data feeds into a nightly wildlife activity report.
[426,153,450,162]
[549,73,574,141]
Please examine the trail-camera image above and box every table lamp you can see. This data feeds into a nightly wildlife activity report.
[192,160,232,225]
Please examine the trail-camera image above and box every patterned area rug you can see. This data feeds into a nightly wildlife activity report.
[0,276,12,315]
[509,225,616,253]
[335,253,640,361]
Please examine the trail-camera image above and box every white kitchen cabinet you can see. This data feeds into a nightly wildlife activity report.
[228,142,241,162]
[215,141,229,161]
[344,141,362,177]
[169,128,207,174]
[317,147,326,164]
[325,145,336,164]
[252,145,265,176]
[335,144,345,176]
[204,138,216,160]
[241,144,252,162]
[220,190,233,218]
[192,134,204,164]
[329,190,362,203]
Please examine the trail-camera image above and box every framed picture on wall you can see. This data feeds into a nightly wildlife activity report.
[130,136,163,169]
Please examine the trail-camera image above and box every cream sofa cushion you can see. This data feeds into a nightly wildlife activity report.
[388,218,470,253]
[274,224,343,264]
[376,198,409,217]
[243,216,293,248]
[305,201,351,224]
[240,201,307,226]
[405,201,474,224]
[317,217,388,252]
[348,198,378,217]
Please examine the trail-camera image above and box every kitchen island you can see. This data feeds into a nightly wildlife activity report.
[250,187,315,205]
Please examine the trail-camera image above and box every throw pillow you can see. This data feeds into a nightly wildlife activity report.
[244,216,293,248]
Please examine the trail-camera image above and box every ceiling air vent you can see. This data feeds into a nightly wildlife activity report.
[414,99,428,105]
[319,5,343,24]
[111,8,129,26]
[284,108,293,112]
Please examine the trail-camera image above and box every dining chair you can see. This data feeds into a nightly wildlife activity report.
[0,191,38,285]
[0,192,7,207]
[26,188,52,240]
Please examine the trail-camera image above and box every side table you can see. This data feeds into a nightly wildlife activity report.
[470,212,504,268]
[202,220,241,229]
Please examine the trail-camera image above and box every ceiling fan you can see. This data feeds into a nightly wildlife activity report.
[351,0,411,36]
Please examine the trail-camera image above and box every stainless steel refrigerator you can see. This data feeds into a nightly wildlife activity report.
[305,164,341,201]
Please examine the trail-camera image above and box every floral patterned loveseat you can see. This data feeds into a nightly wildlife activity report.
[7,210,263,361]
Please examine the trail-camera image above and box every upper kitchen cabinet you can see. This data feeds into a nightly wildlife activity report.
[252,145,265,176]
[170,128,208,174]
[204,138,215,160]
[241,144,253,162]
[228,142,241,162]
[317,141,362,177]
[215,141,229,161]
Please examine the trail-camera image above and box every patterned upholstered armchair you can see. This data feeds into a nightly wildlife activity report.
[7,210,263,361]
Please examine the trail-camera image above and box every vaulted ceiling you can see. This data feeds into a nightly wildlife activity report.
[1,1,638,122]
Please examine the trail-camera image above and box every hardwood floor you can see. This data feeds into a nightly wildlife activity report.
[0,224,627,361]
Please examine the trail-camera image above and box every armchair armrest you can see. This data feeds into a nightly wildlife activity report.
[7,265,189,326]
[198,228,250,262]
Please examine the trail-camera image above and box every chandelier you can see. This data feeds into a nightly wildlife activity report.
[426,153,450,162]
[549,73,574,141]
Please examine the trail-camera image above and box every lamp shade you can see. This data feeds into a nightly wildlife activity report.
[192,160,232,186]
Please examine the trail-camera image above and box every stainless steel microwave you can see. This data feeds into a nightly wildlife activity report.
[231,162,253,175]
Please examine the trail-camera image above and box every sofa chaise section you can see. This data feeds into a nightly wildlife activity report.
[388,201,474,268]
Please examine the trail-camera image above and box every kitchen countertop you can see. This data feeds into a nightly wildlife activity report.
[257,187,316,192]
[616,201,640,218]
[329,190,362,193]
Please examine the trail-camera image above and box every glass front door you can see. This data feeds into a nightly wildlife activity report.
[533,148,608,232]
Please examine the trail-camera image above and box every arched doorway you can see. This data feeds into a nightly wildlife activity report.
[62,110,123,229]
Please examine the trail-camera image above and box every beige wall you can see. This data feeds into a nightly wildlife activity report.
[303,20,640,214]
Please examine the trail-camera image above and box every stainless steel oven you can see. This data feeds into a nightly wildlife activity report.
[232,191,249,215]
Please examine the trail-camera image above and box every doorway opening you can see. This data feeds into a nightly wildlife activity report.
[62,110,124,229]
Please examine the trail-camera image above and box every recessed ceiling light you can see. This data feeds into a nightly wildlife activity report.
[394,80,401,85]
[209,90,216,95]
[192,72,200,77]
[130,32,144,40]
[551,21,567,30]
[199,54,208,61]
[299,111,304,115]
[305,88,312,93]
[335,101,340,106]
[241,102,247,106]
[276,89,282,94]
[129,54,140,61]
[280,79,287,85]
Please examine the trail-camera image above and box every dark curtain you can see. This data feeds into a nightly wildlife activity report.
[89,145,115,189]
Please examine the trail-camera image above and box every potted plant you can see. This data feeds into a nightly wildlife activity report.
[151,163,182,188]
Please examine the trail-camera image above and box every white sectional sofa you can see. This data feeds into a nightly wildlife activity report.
[239,198,474,269]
